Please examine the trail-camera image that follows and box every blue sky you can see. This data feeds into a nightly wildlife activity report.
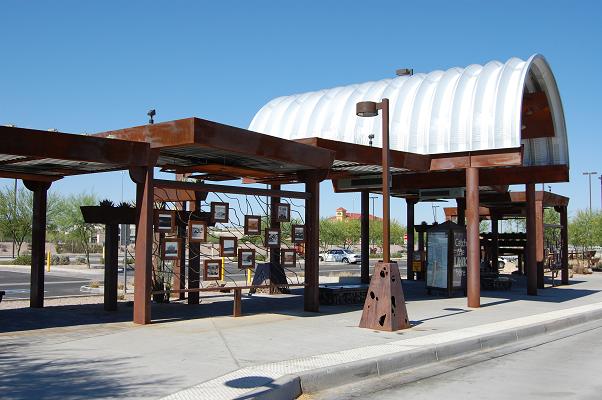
[1,1,601,223]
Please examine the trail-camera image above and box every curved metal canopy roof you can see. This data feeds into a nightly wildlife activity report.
[249,54,568,168]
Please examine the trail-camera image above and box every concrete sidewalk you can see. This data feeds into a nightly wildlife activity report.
[1,273,601,400]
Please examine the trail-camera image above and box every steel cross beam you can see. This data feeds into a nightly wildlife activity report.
[153,179,311,200]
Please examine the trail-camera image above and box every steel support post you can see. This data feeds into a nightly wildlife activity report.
[270,184,281,267]
[406,199,416,281]
[381,99,391,263]
[535,200,545,289]
[104,223,119,311]
[560,206,569,285]
[133,166,154,324]
[491,217,499,272]
[465,167,480,308]
[526,183,538,295]
[361,191,370,284]
[23,181,50,308]
[175,201,187,300]
[456,198,466,226]
[188,199,201,304]
[304,176,320,312]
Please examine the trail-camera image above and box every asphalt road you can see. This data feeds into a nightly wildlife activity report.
[0,270,95,299]
[328,321,602,400]
[0,259,399,299]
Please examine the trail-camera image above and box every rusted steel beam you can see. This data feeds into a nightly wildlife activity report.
[560,206,569,285]
[0,171,62,182]
[23,180,51,308]
[165,163,276,179]
[535,199,544,289]
[361,191,370,284]
[387,165,569,191]
[104,224,119,311]
[153,187,207,202]
[295,137,430,172]
[0,126,149,166]
[133,165,154,324]
[526,183,538,296]
[304,174,320,312]
[188,199,201,305]
[153,178,311,200]
[429,147,523,171]
[406,198,416,281]
[465,167,480,308]
[96,117,335,171]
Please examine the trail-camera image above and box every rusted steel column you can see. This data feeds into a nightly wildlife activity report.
[491,217,499,273]
[175,202,187,300]
[104,223,119,311]
[560,206,569,285]
[361,191,370,284]
[535,199,544,289]
[526,183,537,295]
[381,98,391,263]
[188,199,201,305]
[465,167,480,308]
[417,222,426,281]
[23,181,50,308]
[456,198,466,226]
[304,175,320,312]
[406,199,416,281]
[270,184,281,267]
[233,288,242,317]
[133,166,154,324]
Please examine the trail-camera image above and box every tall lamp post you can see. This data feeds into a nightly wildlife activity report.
[357,99,391,262]
[583,172,598,213]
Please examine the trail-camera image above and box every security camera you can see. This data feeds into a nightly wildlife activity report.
[147,109,156,124]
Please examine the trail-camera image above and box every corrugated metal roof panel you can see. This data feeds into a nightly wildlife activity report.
[249,54,568,167]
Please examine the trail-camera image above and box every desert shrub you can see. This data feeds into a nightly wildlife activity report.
[13,254,32,265]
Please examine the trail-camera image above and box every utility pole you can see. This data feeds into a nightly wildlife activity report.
[369,196,378,221]
[583,172,598,213]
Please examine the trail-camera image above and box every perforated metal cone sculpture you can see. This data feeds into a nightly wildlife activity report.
[359,262,410,331]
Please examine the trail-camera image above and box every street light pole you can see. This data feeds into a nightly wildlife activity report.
[369,196,377,221]
[357,98,391,263]
[583,172,598,213]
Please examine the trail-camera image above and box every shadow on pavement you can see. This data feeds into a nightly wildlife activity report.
[2,275,599,334]
[0,343,175,400]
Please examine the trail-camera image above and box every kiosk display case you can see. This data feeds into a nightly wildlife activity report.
[426,221,467,297]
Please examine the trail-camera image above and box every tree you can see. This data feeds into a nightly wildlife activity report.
[569,210,596,252]
[0,186,33,256]
[53,192,98,267]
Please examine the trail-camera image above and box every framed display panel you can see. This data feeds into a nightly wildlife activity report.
[219,236,238,257]
[291,224,305,243]
[426,221,467,297]
[211,202,229,223]
[155,210,176,233]
[281,249,296,267]
[244,215,262,235]
[204,259,223,281]
[188,220,208,243]
[238,249,256,269]
[265,228,281,248]
[273,203,290,222]
[162,238,181,260]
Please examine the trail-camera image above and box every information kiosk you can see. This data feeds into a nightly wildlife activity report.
[426,221,467,297]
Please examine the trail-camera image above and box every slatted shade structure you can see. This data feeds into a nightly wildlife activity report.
[0,125,151,181]
[97,117,334,182]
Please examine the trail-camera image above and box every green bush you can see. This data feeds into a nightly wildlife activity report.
[13,254,32,265]
[50,255,70,265]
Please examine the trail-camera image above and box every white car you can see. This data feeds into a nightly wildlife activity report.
[319,249,361,264]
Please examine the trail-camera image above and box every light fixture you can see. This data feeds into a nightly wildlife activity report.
[356,101,379,117]
[147,109,156,124]
[395,68,413,76]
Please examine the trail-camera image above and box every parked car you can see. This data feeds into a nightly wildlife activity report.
[319,249,361,264]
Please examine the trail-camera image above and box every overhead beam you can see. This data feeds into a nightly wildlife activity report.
[429,147,523,171]
[0,126,149,166]
[154,178,311,199]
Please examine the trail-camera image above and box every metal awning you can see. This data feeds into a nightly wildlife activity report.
[96,118,335,181]
[0,126,150,182]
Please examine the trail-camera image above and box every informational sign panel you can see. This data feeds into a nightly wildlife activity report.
[426,231,448,288]
[452,231,467,287]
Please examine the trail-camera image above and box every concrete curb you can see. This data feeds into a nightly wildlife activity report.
[244,306,602,399]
